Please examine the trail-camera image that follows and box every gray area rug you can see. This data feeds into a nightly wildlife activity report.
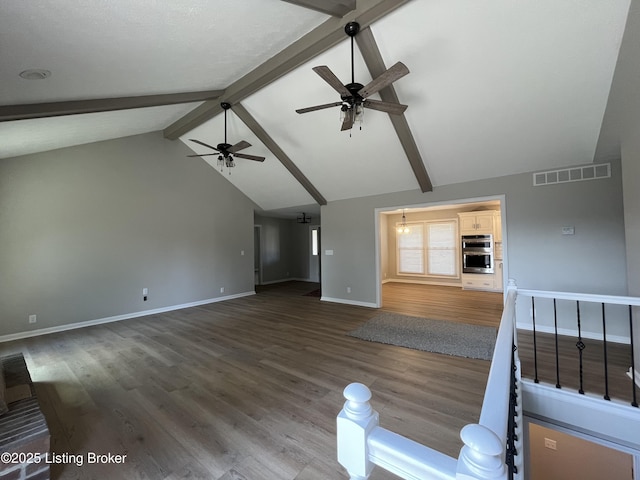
[348,312,497,360]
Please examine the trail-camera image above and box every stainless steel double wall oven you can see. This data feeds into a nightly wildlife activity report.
[461,234,494,274]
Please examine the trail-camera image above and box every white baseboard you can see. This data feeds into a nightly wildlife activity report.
[0,291,255,343]
[516,322,630,345]
[320,296,377,308]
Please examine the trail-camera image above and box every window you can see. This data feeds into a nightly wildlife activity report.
[426,222,457,276]
[311,228,318,256]
[397,224,424,274]
[397,220,458,277]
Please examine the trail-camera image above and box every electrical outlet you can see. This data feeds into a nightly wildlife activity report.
[28,314,37,324]
[544,438,557,450]
[347,287,351,293]
[220,287,225,293]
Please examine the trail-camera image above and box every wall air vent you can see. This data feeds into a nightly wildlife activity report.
[533,163,611,186]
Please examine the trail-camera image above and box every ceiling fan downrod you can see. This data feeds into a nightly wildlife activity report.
[221,102,231,147]
[345,22,360,86]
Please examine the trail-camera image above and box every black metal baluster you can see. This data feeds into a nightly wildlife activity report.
[629,305,638,408]
[506,343,518,479]
[532,297,539,383]
[576,301,585,395]
[602,303,610,401]
[554,298,561,389]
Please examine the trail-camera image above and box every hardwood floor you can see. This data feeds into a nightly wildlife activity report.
[0,282,494,480]
[380,282,637,406]
[381,282,504,327]
[518,330,636,406]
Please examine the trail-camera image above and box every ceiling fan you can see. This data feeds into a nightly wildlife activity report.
[188,102,265,173]
[296,21,409,132]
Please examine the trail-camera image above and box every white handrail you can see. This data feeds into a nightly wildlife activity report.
[337,282,639,479]
[337,282,520,480]
[477,285,517,441]
[456,281,518,480]
[517,288,640,306]
[368,427,457,480]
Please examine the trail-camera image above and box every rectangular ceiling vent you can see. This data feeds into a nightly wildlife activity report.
[533,163,611,186]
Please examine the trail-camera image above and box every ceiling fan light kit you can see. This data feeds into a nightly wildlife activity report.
[296,21,409,133]
[297,212,312,224]
[187,102,265,174]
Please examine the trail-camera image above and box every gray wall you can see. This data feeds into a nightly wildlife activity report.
[0,132,257,337]
[602,0,640,368]
[321,159,627,306]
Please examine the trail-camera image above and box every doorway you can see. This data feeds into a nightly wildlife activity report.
[375,196,507,310]
[309,225,321,283]
[254,225,262,286]
[526,422,636,480]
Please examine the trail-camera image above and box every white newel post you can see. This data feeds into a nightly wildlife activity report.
[456,424,508,480]
[337,383,379,480]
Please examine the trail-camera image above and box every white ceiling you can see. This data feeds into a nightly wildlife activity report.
[0,0,633,217]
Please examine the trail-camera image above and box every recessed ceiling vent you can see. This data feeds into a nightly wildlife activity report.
[533,163,610,186]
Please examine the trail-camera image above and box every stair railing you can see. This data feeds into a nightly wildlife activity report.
[337,281,521,480]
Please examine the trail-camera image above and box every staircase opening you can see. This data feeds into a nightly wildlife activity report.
[526,421,635,480]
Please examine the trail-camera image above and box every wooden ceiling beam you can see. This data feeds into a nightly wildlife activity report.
[163,0,410,140]
[0,90,223,122]
[355,26,433,192]
[280,0,356,17]
[232,103,327,205]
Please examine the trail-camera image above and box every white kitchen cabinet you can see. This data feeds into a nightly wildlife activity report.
[458,211,495,235]
[494,212,502,242]
[494,261,504,292]
[461,273,495,291]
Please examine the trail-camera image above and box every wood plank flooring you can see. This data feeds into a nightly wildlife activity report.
[381,282,504,327]
[517,330,636,406]
[0,282,495,480]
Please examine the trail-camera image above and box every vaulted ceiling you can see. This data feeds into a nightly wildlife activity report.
[0,0,633,217]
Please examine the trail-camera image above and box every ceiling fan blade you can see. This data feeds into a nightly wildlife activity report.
[312,66,351,97]
[234,152,265,162]
[363,98,408,115]
[187,154,220,157]
[189,138,220,151]
[358,61,410,99]
[296,101,343,114]
[340,109,355,131]
[228,140,251,153]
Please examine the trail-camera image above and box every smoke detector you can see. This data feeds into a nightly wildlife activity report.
[19,69,51,80]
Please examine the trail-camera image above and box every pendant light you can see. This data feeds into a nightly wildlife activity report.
[397,209,410,234]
